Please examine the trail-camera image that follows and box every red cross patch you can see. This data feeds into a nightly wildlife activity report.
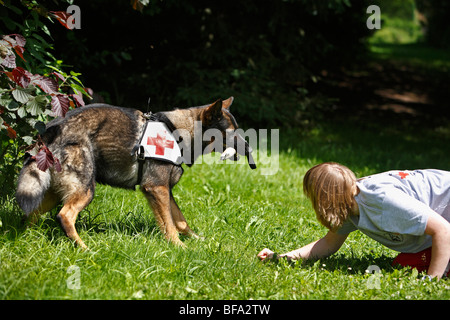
[140,122,182,164]
[147,133,175,156]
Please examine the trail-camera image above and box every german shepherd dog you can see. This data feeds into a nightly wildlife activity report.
[16,97,255,248]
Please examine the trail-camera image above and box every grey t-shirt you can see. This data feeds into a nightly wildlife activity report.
[337,169,450,253]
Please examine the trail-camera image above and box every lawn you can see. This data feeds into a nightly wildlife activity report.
[1,119,449,301]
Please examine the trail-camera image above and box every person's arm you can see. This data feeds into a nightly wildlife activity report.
[257,230,348,262]
[424,211,450,279]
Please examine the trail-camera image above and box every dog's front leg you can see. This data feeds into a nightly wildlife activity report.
[142,184,185,247]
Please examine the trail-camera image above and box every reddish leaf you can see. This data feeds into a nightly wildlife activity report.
[0,34,26,66]
[52,72,66,82]
[49,11,72,30]
[2,71,15,82]
[23,68,33,77]
[131,0,145,12]
[4,122,17,139]
[7,127,16,139]
[1,35,14,47]
[71,91,85,107]
[35,147,54,172]
[51,94,70,117]
[12,67,31,88]
[13,45,26,62]
[85,87,94,96]
[12,34,26,47]
[35,75,58,94]
[33,145,62,172]
[1,53,16,68]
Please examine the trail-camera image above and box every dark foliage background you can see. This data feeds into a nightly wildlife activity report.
[1,0,449,201]
[33,0,372,128]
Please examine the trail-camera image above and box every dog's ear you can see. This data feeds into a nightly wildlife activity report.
[222,96,234,110]
[202,99,223,125]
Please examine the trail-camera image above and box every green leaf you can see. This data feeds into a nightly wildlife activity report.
[121,51,132,61]
[69,74,83,86]
[0,94,13,107]
[36,94,49,105]
[5,2,23,15]
[26,95,48,116]
[70,71,82,77]
[6,100,19,111]
[41,25,51,38]
[26,98,41,116]
[12,87,33,104]
[46,65,68,78]
[22,135,34,145]
[70,83,90,97]
[411,267,419,279]
[17,106,27,118]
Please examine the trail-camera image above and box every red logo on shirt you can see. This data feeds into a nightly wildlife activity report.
[398,172,409,179]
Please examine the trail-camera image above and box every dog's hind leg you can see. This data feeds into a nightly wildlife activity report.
[23,190,59,226]
[142,184,185,247]
[56,188,94,249]
[170,193,201,239]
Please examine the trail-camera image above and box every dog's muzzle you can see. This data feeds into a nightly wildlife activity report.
[220,132,256,169]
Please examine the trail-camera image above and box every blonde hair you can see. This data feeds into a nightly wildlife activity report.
[303,162,357,231]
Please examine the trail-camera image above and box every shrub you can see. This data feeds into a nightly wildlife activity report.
[0,1,89,201]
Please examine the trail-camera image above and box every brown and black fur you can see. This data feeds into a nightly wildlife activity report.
[16,97,239,248]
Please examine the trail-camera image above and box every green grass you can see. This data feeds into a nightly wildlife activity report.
[369,42,450,73]
[367,13,450,72]
[1,120,449,300]
[369,16,423,45]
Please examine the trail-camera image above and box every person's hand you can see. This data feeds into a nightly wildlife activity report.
[257,248,276,261]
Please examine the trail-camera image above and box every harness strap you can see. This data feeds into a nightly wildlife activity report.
[134,112,181,186]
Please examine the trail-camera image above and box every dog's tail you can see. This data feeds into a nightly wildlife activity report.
[15,157,51,214]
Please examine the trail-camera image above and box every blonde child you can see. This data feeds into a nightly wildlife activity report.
[258,162,450,279]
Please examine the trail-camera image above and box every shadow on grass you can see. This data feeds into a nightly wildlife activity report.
[0,203,160,246]
[369,42,450,70]
[309,254,396,275]
[269,253,398,276]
